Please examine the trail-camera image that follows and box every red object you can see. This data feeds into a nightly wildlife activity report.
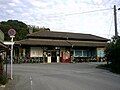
[61,51,71,63]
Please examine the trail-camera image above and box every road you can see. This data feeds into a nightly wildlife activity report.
[4,63,120,90]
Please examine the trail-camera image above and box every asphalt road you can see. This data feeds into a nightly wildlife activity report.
[4,63,120,90]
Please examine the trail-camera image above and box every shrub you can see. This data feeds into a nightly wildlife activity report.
[105,37,120,74]
[0,74,8,85]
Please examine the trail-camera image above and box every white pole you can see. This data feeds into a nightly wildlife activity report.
[8,29,16,80]
[10,37,13,79]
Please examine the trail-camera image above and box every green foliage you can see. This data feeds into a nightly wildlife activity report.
[0,20,50,41]
[0,74,8,85]
[0,20,28,41]
[28,25,50,33]
[105,37,120,74]
[0,56,3,76]
[96,64,111,70]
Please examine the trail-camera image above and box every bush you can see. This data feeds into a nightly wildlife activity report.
[111,63,120,74]
[0,74,8,85]
[105,37,120,74]
[96,64,110,69]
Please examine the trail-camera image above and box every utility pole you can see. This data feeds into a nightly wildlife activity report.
[114,5,118,38]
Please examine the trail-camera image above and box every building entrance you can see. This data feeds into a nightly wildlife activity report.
[51,51,57,62]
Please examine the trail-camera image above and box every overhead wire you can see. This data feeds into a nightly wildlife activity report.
[0,1,117,38]
[45,8,113,19]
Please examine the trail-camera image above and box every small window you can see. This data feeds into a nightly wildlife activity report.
[88,51,91,57]
[74,50,82,57]
[83,50,87,57]
[74,50,88,57]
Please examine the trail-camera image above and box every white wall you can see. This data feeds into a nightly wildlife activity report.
[30,47,43,57]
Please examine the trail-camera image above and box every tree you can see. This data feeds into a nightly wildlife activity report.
[0,20,50,41]
[0,20,28,41]
[105,36,120,73]
[28,25,50,33]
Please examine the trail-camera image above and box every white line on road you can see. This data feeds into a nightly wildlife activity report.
[30,76,33,90]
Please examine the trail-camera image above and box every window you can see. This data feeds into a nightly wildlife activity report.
[83,50,87,57]
[30,47,43,57]
[74,50,87,57]
[88,51,91,57]
[97,50,105,57]
[74,50,82,57]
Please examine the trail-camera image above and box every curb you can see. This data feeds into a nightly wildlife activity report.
[0,85,6,87]
[0,85,5,90]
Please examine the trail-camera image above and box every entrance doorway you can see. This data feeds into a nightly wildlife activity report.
[51,51,57,62]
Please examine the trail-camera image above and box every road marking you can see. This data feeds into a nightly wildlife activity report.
[30,76,33,90]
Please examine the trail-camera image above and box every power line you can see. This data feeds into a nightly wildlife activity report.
[47,8,113,18]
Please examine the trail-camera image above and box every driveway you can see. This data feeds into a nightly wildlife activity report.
[4,63,120,90]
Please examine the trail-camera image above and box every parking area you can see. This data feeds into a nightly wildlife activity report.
[4,62,120,90]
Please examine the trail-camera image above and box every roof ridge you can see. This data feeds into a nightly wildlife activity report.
[26,30,109,41]
[28,30,89,35]
[50,30,89,35]
[27,30,49,36]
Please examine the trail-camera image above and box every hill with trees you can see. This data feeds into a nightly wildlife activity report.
[0,20,50,41]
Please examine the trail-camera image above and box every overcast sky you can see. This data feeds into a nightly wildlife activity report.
[0,0,120,39]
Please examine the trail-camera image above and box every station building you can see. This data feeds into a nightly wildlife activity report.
[15,30,108,63]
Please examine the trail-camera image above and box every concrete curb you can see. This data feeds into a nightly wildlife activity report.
[0,85,5,90]
[0,85,6,87]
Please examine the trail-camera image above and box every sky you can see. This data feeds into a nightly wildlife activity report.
[0,0,120,39]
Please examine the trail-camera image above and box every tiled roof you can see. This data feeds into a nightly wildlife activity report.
[15,39,107,47]
[27,31,109,41]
